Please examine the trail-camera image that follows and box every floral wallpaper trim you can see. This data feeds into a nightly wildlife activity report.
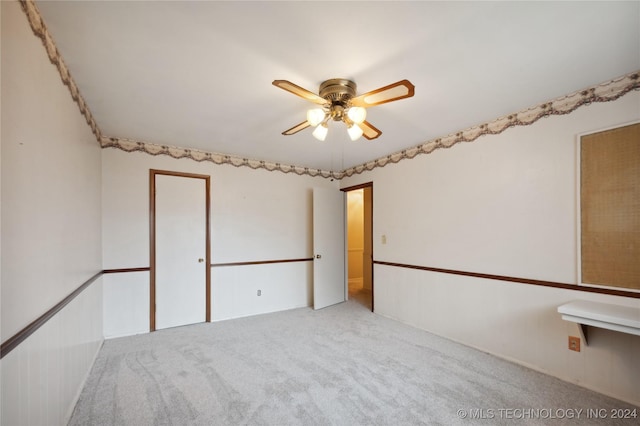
[20,0,102,142]
[100,137,344,179]
[21,0,638,180]
[341,71,639,178]
[103,72,638,180]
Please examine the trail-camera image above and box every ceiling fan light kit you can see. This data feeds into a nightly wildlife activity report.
[273,78,415,141]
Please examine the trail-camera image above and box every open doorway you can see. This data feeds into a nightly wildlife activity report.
[344,183,373,311]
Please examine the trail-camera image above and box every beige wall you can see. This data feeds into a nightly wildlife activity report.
[1,1,103,424]
[341,91,640,405]
[102,148,338,337]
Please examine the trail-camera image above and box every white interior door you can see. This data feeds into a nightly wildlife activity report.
[313,187,345,310]
[156,174,207,329]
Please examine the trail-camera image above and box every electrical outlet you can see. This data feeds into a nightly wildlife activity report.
[257,289,261,296]
[568,336,581,352]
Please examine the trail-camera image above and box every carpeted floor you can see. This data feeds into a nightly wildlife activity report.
[70,298,637,425]
[349,286,372,311]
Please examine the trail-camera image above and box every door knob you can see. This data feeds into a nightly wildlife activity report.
[198,258,204,263]
[315,254,322,259]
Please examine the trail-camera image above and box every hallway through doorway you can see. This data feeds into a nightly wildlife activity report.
[345,185,373,311]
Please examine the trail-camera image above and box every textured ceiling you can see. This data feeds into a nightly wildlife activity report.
[35,1,640,172]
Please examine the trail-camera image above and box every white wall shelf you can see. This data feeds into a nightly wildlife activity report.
[558,300,640,345]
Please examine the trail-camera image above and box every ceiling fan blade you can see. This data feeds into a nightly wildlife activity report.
[272,80,327,105]
[359,120,382,140]
[282,120,311,136]
[351,80,415,107]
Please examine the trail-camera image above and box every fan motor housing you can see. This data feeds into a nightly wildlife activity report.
[319,79,357,104]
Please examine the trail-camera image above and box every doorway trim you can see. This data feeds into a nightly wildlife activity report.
[341,182,374,312]
[150,169,211,331]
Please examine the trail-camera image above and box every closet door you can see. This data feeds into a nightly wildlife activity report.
[313,187,345,310]
[152,171,210,330]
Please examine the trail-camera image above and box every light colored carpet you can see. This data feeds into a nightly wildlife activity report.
[70,299,636,425]
[349,287,372,311]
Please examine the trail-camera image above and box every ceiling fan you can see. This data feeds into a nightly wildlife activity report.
[272,78,415,141]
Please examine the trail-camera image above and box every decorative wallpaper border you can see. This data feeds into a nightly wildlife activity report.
[21,0,639,180]
[20,0,102,142]
[342,71,640,178]
[103,72,639,179]
[100,137,343,179]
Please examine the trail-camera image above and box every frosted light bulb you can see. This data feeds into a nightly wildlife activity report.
[347,124,364,141]
[306,109,325,126]
[312,124,328,141]
[347,107,366,124]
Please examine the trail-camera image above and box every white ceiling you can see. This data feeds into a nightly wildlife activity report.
[36,1,640,172]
